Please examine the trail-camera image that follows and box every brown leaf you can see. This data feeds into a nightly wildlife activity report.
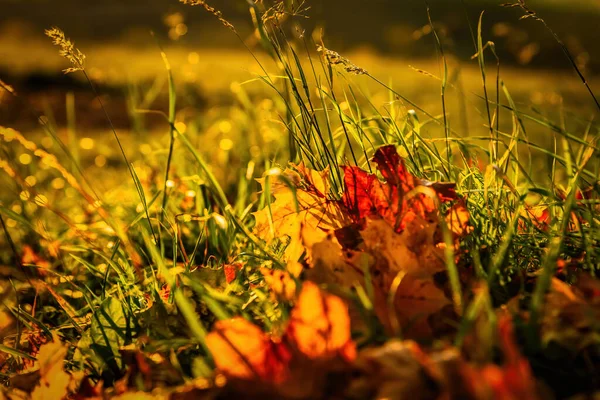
[541,277,600,351]
[346,340,443,400]
[390,272,452,338]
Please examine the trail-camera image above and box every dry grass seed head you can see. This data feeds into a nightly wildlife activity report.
[179,0,236,32]
[316,45,368,75]
[44,27,86,74]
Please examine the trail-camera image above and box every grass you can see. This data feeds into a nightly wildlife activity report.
[0,0,599,398]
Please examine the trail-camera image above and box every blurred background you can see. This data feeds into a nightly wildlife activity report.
[0,0,598,231]
[1,0,599,187]
[2,0,599,128]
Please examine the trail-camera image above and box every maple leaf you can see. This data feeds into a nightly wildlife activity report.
[206,317,292,383]
[390,272,452,338]
[286,282,356,362]
[308,218,454,338]
[342,145,462,235]
[343,221,452,338]
[253,163,347,263]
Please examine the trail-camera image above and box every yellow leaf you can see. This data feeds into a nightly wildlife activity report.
[253,164,346,263]
[30,338,71,400]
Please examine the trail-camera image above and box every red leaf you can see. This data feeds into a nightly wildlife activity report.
[372,145,416,193]
[224,263,241,284]
[342,145,454,233]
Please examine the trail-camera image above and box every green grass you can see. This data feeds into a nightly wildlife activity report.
[0,1,599,398]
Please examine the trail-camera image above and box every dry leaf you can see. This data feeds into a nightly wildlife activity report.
[519,205,550,232]
[223,263,242,284]
[346,340,444,400]
[462,315,542,400]
[30,338,71,400]
[286,282,356,361]
[342,145,456,234]
[389,271,452,338]
[541,276,600,351]
[22,245,51,272]
[261,267,297,301]
[206,317,291,383]
[254,164,346,262]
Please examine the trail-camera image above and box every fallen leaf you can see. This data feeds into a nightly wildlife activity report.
[223,263,242,284]
[346,340,444,400]
[519,205,550,232]
[391,271,452,338]
[254,164,346,262]
[342,145,452,233]
[206,317,291,383]
[541,276,600,351]
[30,338,72,400]
[462,315,542,400]
[261,267,297,301]
[22,245,51,272]
[286,282,356,362]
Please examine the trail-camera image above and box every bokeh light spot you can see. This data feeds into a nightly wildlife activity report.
[19,154,32,165]
[188,52,200,64]
[25,175,37,187]
[219,138,234,151]
[51,178,65,190]
[95,155,107,167]
[80,137,95,150]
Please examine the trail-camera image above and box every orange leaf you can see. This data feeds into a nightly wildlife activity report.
[206,318,291,383]
[223,263,242,284]
[261,267,297,301]
[519,205,550,232]
[464,315,540,400]
[286,282,356,362]
[446,201,472,237]
[22,245,51,271]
